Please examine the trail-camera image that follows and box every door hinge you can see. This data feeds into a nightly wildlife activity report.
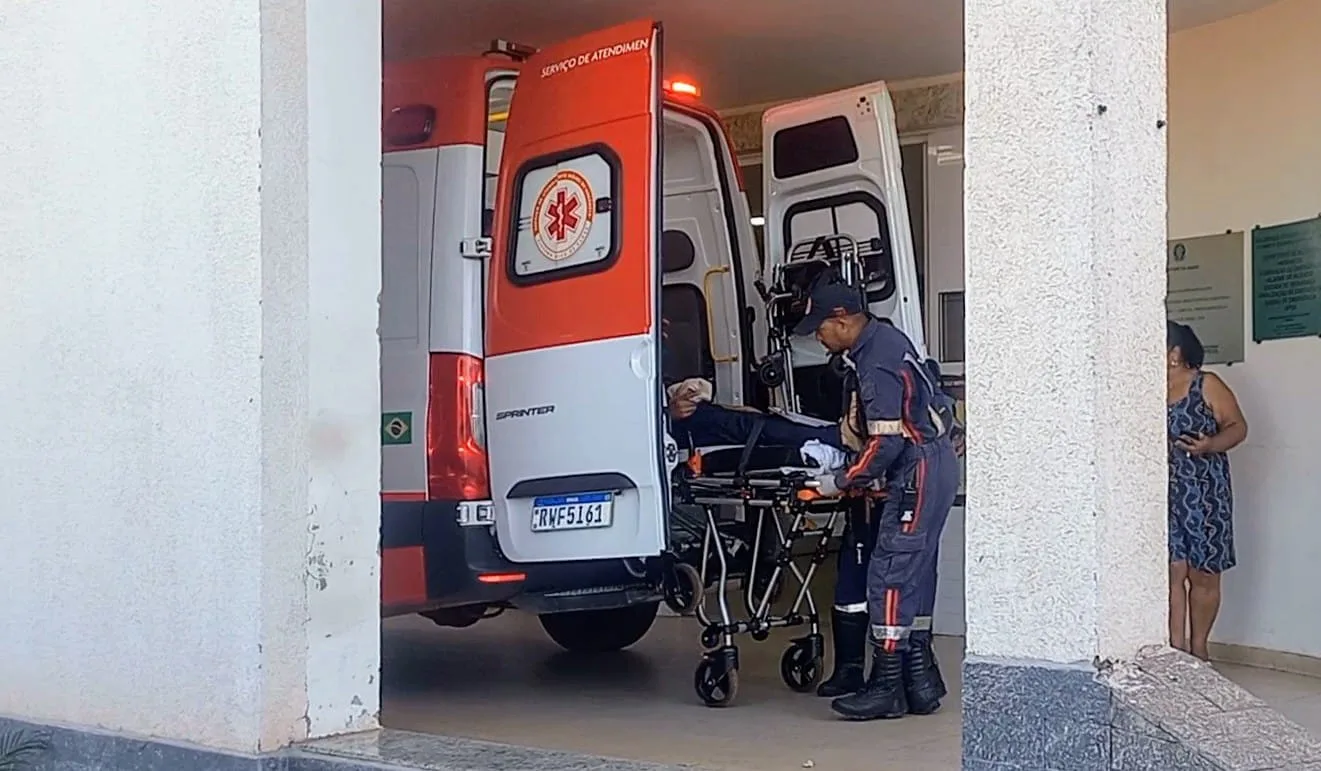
[460,237,492,260]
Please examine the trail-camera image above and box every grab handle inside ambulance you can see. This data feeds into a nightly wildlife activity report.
[702,266,738,364]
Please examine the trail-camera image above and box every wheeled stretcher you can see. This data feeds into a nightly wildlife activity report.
[666,441,853,708]
[658,233,879,707]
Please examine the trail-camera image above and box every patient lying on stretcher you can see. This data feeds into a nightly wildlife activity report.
[663,321,847,473]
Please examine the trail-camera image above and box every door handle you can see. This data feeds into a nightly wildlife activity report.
[630,339,656,380]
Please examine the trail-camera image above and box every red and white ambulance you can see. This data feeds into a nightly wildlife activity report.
[379,19,925,652]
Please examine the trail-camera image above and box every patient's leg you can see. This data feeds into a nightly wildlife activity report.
[675,403,839,448]
[757,412,841,448]
[672,402,754,447]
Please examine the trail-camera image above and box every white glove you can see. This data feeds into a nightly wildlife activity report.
[799,439,847,472]
[813,472,842,498]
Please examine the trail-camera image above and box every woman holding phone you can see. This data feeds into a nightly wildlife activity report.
[1167,321,1248,661]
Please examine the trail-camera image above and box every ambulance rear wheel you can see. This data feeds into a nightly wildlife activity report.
[539,602,660,653]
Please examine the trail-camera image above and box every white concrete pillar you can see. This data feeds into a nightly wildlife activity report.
[962,1,1167,762]
[963,0,1167,669]
[0,0,381,756]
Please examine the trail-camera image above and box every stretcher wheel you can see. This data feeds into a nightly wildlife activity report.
[756,356,786,388]
[779,641,823,693]
[664,562,702,615]
[694,657,739,707]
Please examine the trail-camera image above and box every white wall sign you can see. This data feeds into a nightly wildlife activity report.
[1167,232,1246,365]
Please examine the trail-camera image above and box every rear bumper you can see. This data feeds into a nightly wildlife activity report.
[380,498,660,617]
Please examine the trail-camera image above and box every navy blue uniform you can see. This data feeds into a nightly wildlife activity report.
[831,319,958,652]
[833,498,879,614]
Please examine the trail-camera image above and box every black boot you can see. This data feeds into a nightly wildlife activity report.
[902,632,947,715]
[830,647,908,720]
[817,610,868,697]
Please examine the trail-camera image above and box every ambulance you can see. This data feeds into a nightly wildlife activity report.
[379,19,925,652]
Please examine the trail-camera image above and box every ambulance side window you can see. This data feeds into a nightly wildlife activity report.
[505,146,621,285]
[484,77,516,237]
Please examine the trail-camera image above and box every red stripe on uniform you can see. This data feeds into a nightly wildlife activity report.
[843,436,881,482]
[884,588,900,653]
[899,370,919,440]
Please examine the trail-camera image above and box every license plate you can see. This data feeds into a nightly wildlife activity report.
[530,492,614,532]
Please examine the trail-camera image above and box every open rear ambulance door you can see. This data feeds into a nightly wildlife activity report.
[762,83,927,361]
[485,20,668,564]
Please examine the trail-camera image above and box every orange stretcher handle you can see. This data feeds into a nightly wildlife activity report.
[796,488,889,502]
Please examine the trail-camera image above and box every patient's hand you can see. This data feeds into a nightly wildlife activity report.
[670,397,698,420]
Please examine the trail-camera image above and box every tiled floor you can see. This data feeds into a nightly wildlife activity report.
[1216,660,1321,737]
[381,607,1320,771]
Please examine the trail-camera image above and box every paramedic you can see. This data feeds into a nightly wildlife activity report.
[817,359,962,703]
[662,318,841,451]
[792,281,959,721]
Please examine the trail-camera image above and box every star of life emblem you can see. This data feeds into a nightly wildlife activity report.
[531,169,594,262]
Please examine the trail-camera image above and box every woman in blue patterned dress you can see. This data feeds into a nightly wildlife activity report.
[1167,322,1248,661]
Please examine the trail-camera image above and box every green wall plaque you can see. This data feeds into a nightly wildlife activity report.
[1252,217,1321,342]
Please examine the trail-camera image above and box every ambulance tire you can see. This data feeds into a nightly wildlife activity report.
[539,602,660,653]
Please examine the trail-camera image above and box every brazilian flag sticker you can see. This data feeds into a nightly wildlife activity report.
[381,412,413,445]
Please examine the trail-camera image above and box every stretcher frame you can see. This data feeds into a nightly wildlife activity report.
[672,463,847,707]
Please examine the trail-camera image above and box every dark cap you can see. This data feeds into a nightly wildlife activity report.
[792,281,866,336]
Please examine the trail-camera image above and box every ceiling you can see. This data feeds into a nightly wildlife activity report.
[384,0,1281,108]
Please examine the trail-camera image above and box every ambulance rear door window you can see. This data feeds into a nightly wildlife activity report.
[506,145,621,285]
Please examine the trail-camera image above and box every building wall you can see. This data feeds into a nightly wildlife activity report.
[1168,0,1321,660]
[0,2,382,753]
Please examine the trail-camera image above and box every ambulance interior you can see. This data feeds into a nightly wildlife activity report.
[380,20,955,770]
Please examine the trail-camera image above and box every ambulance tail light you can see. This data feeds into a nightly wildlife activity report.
[384,104,436,148]
[426,353,490,501]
